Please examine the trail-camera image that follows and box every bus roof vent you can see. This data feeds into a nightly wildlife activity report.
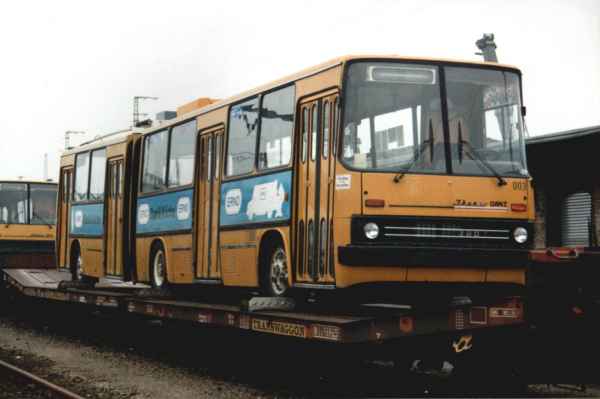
[156,111,177,122]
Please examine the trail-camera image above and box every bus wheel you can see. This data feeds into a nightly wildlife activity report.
[264,246,289,297]
[70,245,82,282]
[150,244,168,289]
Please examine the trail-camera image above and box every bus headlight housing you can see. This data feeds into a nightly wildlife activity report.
[364,223,379,240]
[513,227,528,244]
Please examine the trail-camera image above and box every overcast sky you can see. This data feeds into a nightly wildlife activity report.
[0,0,598,181]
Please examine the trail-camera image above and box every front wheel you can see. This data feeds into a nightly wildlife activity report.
[150,244,168,289]
[263,246,290,297]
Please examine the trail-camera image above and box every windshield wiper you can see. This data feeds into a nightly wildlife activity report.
[394,120,434,183]
[32,211,54,228]
[457,122,507,187]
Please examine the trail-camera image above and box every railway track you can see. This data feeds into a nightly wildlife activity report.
[0,358,85,399]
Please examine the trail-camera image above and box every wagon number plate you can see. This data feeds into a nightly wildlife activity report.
[251,319,307,338]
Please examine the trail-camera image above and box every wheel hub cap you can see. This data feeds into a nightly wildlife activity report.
[270,250,288,295]
[154,251,165,287]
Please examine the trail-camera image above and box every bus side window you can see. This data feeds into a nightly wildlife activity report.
[311,104,318,161]
[89,149,107,201]
[323,101,330,158]
[332,98,338,156]
[74,152,90,201]
[257,85,295,170]
[62,171,69,203]
[302,108,308,163]
[214,135,222,180]
[142,130,168,192]
[226,97,259,176]
[110,164,116,198]
[118,163,123,198]
[168,120,196,188]
[207,136,213,181]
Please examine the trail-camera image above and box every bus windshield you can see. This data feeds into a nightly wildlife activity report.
[0,183,28,224]
[30,184,58,225]
[445,66,527,177]
[0,183,57,225]
[341,61,527,177]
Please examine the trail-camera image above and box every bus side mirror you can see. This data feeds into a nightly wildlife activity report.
[521,106,527,117]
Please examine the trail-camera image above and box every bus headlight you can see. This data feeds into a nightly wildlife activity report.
[364,223,379,240]
[513,227,528,244]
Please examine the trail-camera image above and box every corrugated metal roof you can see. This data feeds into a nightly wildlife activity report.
[526,125,600,146]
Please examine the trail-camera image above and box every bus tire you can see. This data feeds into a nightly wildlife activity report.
[150,243,168,289]
[70,243,82,282]
[262,243,290,297]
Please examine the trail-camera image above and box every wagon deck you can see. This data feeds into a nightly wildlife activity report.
[3,268,525,345]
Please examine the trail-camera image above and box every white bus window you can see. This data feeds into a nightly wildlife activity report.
[226,97,259,176]
[311,104,318,161]
[258,85,295,170]
[323,101,330,158]
[168,120,196,187]
[74,152,90,201]
[89,149,106,201]
[142,130,168,192]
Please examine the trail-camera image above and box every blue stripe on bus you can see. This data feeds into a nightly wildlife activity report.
[220,170,292,227]
[136,189,193,234]
[70,203,104,236]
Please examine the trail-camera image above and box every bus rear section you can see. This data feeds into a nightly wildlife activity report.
[56,133,140,282]
[133,118,202,288]
[0,181,57,269]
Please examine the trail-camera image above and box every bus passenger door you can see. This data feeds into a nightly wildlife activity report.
[195,130,222,281]
[58,168,73,268]
[209,132,223,279]
[317,95,338,283]
[105,159,124,277]
[295,93,338,285]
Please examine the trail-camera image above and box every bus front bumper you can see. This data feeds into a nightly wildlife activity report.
[338,245,530,268]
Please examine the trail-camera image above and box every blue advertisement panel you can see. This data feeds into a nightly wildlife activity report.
[220,170,292,227]
[136,189,193,234]
[70,203,104,236]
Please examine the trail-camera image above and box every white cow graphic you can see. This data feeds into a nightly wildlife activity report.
[246,180,285,220]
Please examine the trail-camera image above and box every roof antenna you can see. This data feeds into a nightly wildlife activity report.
[133,96,159,128]
[475,33,498,62]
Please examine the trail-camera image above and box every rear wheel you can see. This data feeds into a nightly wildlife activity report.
[262,245,290,297]
[150,244,168,289]
[70,245,82,282]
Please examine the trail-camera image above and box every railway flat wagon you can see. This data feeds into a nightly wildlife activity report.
[2,267,525,369]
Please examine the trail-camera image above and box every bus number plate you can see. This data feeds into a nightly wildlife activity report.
[251,319,307,338]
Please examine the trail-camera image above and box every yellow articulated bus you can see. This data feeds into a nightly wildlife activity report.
[57,55,534,300]
[0,180,57,268]
[56,133,140,282]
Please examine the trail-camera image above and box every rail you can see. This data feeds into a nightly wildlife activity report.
[0,358,85,399]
